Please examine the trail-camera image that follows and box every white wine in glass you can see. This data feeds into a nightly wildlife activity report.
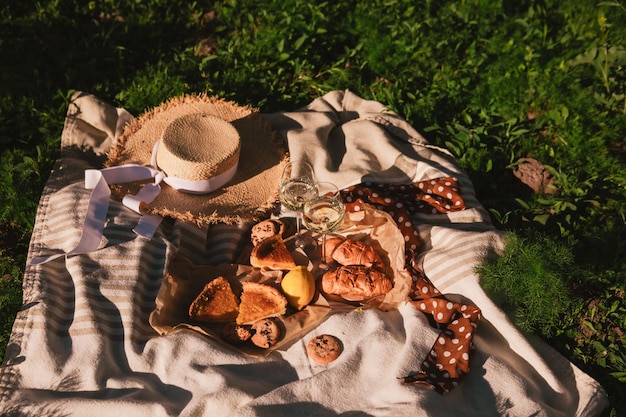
[303,182,345,269]
[279,161,318,254]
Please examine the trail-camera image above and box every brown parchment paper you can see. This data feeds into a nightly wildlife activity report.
[326,203,412,311]
[149,204,411,357]
[149,256,333,357]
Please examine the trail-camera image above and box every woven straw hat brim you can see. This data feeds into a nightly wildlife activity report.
[106,94,289,225]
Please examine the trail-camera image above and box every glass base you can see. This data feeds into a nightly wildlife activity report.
[294,232,318,256]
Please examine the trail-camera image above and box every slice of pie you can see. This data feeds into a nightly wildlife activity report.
[236,282,287,325]
[250,234,296,270]
[188,276,240,322]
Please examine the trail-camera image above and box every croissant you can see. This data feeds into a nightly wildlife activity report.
[324,236,384,269]
[321,265,393,298]
[323,236,346,264]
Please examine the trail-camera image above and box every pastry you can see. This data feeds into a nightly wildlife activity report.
[250,234,296,270]
[236,282,288,324]
[251,318,281,348]
[322,236,346,264]
[327,237,384,269]
[321,264,393,298]
[306,334,343,364]
[250,218,292,246]
[222,322,252,344]
[188,277,240,322]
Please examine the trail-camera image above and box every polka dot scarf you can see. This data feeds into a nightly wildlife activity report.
[403,256,481,393]
[340,177,482,394]
[340,177,466,253]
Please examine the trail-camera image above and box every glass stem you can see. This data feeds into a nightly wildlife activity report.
[295,210,303,244]
[321,232,327,267]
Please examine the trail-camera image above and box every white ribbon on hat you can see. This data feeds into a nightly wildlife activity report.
[31,141,238,265]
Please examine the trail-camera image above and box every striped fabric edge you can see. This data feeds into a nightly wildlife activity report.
[417,224,504,292]
[0,156,73,399]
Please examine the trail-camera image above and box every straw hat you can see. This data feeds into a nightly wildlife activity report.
[105,94,289,225]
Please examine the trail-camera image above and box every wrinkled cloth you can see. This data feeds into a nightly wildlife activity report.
[341,179,482,393]
[0,90,608,417]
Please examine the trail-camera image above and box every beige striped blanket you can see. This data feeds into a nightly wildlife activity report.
[0,90,608,416]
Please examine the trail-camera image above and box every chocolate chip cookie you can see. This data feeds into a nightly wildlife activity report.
[221,322,252,344]
[251,318,281,348]
[251,219,292,247]
[306,334,343,364]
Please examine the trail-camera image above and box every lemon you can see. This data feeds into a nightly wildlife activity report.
[280,265,316,310]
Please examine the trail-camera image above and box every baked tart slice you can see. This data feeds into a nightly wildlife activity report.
[189,276,240,322]
[236,282,287,324]
[250,234,296,270]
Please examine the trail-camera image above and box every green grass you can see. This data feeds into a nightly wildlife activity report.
[1,0,625,415]
[477,230,579,338]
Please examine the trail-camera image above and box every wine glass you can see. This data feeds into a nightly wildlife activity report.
[302,182,345,270]
[279,161,319,254]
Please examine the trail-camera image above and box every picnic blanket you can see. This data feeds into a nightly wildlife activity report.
[0,90,608,416]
